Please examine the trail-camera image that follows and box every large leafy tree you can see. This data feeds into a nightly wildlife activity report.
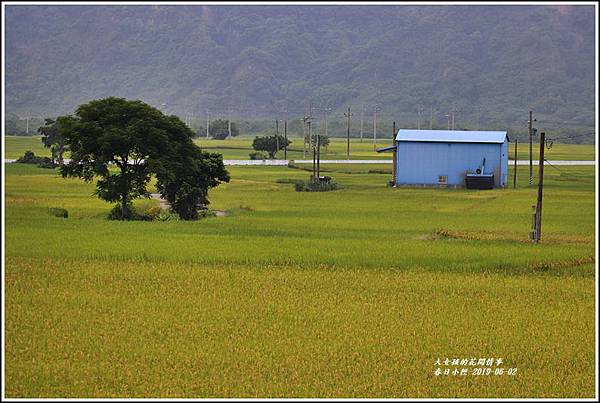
[252,135,291,158]
[60,97,172,219]
[39,116,75,165]
[60,97,230,220]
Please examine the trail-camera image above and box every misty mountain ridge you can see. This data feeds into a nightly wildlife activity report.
[4,5,596,140]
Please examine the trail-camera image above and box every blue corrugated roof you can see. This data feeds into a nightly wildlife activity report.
[376,145,397,153]
[395,129,508,143]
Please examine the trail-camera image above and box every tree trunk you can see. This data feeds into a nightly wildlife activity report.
[58,141,64,165]
[120,160,128,219]
[121,193,128,219]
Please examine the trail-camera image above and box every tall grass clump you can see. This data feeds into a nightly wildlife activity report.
[294,177,340,192]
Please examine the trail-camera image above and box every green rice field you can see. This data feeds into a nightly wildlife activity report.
[3,136,597,397]
[4,135,597,161]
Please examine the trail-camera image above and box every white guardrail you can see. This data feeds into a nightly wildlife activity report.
[223,159,289,166]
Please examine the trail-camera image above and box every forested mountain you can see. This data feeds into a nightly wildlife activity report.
[4,5,596,140]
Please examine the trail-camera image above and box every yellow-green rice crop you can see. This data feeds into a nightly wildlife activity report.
[3,161,596,398]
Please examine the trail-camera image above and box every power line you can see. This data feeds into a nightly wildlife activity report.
[542,159,592,182]
[546,133,594,142]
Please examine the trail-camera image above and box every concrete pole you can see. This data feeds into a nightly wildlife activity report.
[373,106,378,151]
[360,106,364,142]
[228,109,232,138]
[534,132,546,243]
[206,110,210,138]
[513,139,518,189]
[430,107,434,130]
[528,110,533,187]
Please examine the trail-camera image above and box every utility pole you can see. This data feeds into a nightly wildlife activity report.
[284,119,288,160]
[417,105,422,130]
[430,107,434,130]
[477,106,481,130]
[228,108,232,138]
[324,107,331,138]
[451,109,455,130]
[26,113,30,135]
[311,121,316,180]
[309,102,313,151]
[445,113,450,130]
[316,129,321,179]
[206,110,210,139]
[275,120,280,158]
[392,121,397,187]
[532,132,546,243]
[303,114,307,158]
[373,104,380,151]
[344,107,353,160]
[360,106,364,142]
[303,111,311,159]
[528,110,533,187]
[513,139,518,189]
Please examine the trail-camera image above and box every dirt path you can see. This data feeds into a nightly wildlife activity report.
[149,193,227,216]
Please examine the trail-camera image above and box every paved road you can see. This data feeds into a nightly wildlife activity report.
[4,158,596,166]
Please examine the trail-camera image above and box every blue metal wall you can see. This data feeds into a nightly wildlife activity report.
[395,140,509,187]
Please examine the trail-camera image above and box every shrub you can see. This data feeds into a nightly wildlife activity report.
[16,151,38,164]
[37,158,57,169]
[198,209,217,219]
[143,205,163,220]
[16,151,57,168]
[49,207,68,218]
[249,151,269,160]
[107,203,152,221]
[155,211,180,221]
[294,177,340,192]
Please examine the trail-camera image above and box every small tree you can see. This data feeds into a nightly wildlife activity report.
[194,126,207,138]
[39,116,75,165]
[252,135,291,158]
[305,134,330,151]
[209,119,239,139]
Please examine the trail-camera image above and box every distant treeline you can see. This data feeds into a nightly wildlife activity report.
[6,113,594,144]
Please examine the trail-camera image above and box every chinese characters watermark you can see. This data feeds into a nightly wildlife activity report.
[433,357,517,377]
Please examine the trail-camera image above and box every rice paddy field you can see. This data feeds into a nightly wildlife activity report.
[2,136,597,398]
[4,135,597,161]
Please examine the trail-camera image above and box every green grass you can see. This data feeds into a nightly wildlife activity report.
[3,161,596,398]
[5,135,596,161]
[4,136,52,159]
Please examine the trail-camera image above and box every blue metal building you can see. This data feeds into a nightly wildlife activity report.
[383,129,509,188]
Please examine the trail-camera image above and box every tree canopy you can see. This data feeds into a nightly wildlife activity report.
[209,119,239,140]
[39,116,75,165]
[60,97,229,220]
[305,134,330,149]
[154,142,230,220]
[252,135,291,158]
